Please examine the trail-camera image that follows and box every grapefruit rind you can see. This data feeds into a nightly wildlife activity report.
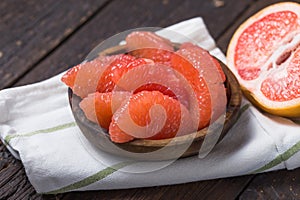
[243,88,300,117]
[227,2,300,117]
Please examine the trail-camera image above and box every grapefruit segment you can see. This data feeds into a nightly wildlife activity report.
[79,91,130,130]
[125,31,173,51]
[61,56,117,98]
[61,65,80,89]
[97,55,135,93]
[171,42,227,128]
[227,2,300,117]
[109,121,135,143]
[125,31,174,64]
[97,54,152,92]
[109,91,196,143]
[114,63,193,109]
[134,83,178,100]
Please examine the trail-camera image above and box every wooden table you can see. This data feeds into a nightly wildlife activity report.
[1,0,300,199]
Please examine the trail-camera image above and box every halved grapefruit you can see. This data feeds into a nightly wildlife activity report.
[227,2,300,117]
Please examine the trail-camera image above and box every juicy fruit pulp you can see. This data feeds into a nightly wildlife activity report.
[227,2,300,117]
[235,11,298,81]
[62,31,227,143]
[126,31,174,65]
[260,47,300,101]
[61,55,151,97]
[79,92,130,130]
[97,55,152,93]
[109,91,196,143]
[61,56,116,98]
[171,43,226,128]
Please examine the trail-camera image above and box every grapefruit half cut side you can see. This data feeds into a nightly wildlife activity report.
[227,2,300,117]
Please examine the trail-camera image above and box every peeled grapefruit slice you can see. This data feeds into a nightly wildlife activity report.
[227,2,300,117]
[61,56,117,98]
[125,31,174,64]
[114,63,193,109]
[97,54,152,92]
[171,42,227,128]
[62,54,152,98]
[109,91,196,143]
[79,91,130,130]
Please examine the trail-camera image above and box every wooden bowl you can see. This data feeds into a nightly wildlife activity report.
[69,45,242,161]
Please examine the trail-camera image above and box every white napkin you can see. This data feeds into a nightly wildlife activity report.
[1,17,300,194]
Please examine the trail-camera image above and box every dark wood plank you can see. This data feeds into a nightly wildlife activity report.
[0,0,109,199]
[160,0,256,40]
[0,0,109,90]
[14,0,254,86]
[60,175,253,200]
[0,161,34,200]
[0,147,61,200]
[239,169,300,200]
[0,162,22,188]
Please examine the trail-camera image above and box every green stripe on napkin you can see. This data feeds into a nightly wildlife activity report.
[46,161,133,194]
[253,140,300,173]
[4,122,76,144]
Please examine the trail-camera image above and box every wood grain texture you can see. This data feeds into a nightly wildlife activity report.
[239,169,300,200]
[14,0,255,86]
[61,175,253,200]
[0,0,108,90]
[0,0,107,199]
[0,156,37,200]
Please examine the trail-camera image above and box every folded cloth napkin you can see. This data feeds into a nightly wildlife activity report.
[1,17,300,194]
